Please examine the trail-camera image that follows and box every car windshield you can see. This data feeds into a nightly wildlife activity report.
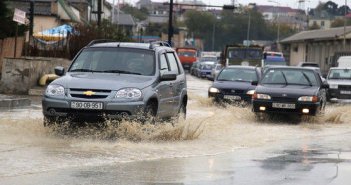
[261,69,318,86]
[228,48,261,60]
[178,51,196,57]
[328,69,351,79]
[69,48,155,76]
[217,68,258,82]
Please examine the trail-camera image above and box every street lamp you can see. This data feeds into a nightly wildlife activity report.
[269,0,280,46]
[246,3,255,46]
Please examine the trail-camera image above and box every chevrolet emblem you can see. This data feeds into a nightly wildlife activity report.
[83,91,96,96]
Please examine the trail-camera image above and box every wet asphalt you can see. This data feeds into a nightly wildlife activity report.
[1,74,351,185]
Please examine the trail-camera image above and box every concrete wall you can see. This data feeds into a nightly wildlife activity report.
[0,57,71,94]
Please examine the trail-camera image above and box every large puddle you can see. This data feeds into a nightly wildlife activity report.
[1,77,351,177]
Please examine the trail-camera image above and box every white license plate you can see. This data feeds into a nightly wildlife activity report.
[272,103,296,109]
[71,101,103,110]
[340,91,351,95]
[224,95,241,100]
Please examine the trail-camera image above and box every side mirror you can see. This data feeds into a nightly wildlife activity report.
[54,66,65,76]
[160,72,177,81]
[251,81,258,86]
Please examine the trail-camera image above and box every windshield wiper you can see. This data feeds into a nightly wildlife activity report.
[280,71,288,86]
[102,70,142,75]
[302,72,313,86]
[70,69,101,72]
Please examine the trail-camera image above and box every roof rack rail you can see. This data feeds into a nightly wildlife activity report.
[149,41,171,49]
[87,39,116,47]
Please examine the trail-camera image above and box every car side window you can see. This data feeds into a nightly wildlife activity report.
[166,52,180,74]
[160,54,169,75]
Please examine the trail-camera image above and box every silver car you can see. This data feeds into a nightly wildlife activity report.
[327,67,351,102]
[209,63,223,80]
[42,41,188,126]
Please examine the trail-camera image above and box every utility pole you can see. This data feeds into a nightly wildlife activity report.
[112,0,115,23]
[167,0,174,46]
[97,0,102,27]
[212,23,215,50]
[344,0,347,50]
[29,0,34,37]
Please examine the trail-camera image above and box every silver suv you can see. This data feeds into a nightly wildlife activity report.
[42,40,187,125]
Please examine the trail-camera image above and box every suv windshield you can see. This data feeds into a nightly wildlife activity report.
[328,69,351,80]
[262,69,318,86]
[217,68,258,82]
[69,48,155,76]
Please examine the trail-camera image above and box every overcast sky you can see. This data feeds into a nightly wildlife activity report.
[113,0,349,10]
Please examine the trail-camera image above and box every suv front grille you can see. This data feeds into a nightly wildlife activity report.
[339,85,351,91]
[69,89,111,99]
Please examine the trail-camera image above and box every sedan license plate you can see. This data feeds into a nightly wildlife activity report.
[224,95,241,101]
[272,103,296,109]
[340,90,351,95]
[71,101,103,110]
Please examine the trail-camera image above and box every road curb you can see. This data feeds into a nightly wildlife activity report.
[0,95,31,108]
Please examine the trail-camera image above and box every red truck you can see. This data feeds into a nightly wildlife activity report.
[176,47,198,70]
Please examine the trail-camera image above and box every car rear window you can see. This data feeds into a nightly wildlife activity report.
[69,48,155,76]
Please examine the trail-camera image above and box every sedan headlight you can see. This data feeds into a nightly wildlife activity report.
[298,96,318,103]
[255,93,271,100]
[246,90,255,95]
[115,88,142,99]
[329,84,338,89]
[209,87,220,93]
[46,84,65,96]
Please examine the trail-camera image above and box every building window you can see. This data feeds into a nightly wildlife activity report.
[321,21,325,27]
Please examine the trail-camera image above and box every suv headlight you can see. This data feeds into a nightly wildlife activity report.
[329,84,338,89]
[46,84,65,96]
[209,87,220,93]
[298,96,318,103]
[115,88,142,99]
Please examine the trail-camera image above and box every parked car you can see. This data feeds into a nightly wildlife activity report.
[262,51,286,66]
[195,61,215,78]
[42,41,188,126]
[252,66,328,116]
[297,62,319,68]
[208,66,261,103]
[190,61,200,76]
[326,67,351,102]
[207,63,223,81]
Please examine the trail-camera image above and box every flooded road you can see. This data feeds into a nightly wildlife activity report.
[1,74,351,184]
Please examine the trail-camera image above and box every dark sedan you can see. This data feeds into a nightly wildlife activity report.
[208,66,261,103]
[252,67,328,116]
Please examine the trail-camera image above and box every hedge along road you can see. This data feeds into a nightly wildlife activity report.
[0,74,351,185]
